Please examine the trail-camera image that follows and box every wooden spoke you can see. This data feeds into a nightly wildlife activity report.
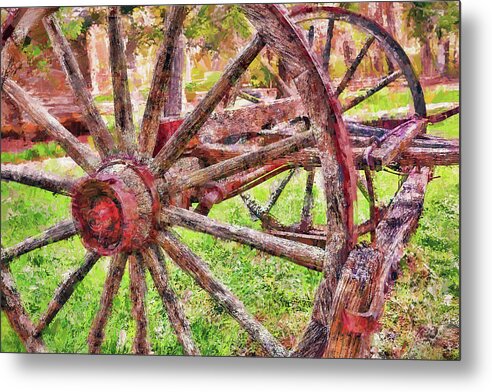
[356,172,371,202]
[300,169,315,230]
[2,8,56,80]
[264,169,296,215]
[1,79,100,173]
[35,251,100,336]
[336,36,375,96]
[157,230,288,357]
[1,164,76,196]
[322,19,335,72]
[1,263,46,352]
[364,167,377,244]
[152,34,266,175]
[142,246,200,355]
[1,219,77,265]
[162,130,315,194]
[139,6,188,156]
[1,8,27,47]
[162,206,324,271]
[108,7,136,154]
[88,253,128,354]
[128,254,151,355]
[342,70,403,112]
[43,15,115,157]
[237,90,262,104]
[259,58,294,97]
[307,25,315,47]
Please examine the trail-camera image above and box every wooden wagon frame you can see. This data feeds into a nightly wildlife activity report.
[1,4,459,357]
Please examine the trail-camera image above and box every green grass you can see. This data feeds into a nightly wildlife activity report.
[0,85,459,358]
[1,142,66,164]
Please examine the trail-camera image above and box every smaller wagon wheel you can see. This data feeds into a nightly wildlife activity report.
[239,4,429,247]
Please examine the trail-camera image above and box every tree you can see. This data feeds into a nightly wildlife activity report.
[407,1,459,78]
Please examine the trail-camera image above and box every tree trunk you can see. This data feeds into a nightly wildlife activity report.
[382,2,396,72]
[421,39,433,78]
[163,34,185,117]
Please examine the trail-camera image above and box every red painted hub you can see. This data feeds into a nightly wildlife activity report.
[71,160,159,256]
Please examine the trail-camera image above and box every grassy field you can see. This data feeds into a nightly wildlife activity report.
[0,85,459,358]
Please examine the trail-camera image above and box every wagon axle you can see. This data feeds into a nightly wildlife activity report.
[71,159,160,255]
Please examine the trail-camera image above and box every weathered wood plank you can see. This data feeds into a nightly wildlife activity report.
[43,14,115,157]
[187,134,459,170]
[324,167,430,358]
[157,230,288,357]
[370,118,427,169]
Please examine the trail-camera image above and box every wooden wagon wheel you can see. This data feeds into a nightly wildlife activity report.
[1,5,456,357]
[240,5,430,247]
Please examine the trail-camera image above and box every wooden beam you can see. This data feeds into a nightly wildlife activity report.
[369,118,427,170]
[324,167,431,358]
[162,131,315,194]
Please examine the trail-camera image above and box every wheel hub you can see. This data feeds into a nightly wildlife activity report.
[71,159,160,255]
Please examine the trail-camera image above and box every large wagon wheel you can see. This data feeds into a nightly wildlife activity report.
[1,5,453,357]
[240,5,429,245]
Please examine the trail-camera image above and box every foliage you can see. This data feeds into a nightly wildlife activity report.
[1,142,65,164]
[184,5,251,53]
[407,2,459,42]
